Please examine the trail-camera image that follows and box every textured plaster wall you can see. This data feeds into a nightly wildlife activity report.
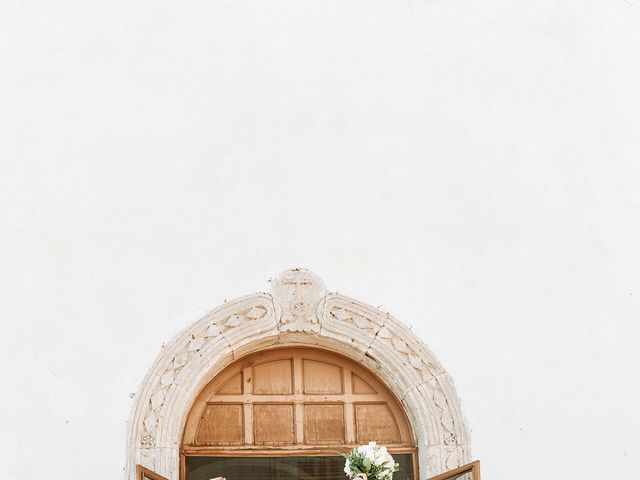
[1,1,639,479]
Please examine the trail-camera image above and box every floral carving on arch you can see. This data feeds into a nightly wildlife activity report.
[125,269,471,480]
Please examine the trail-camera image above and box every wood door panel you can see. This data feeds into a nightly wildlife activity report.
[302,360,343,394]
[303,404,345,443]
[184,347,414,449]
[216,373,242,395]
[196,404,244,445]
[253,404,295,444]
[352,374,376,394]
[253,359,293,395]
[354,403,401,444]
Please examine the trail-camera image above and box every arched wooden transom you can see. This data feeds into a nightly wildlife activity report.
[182,347,415,451]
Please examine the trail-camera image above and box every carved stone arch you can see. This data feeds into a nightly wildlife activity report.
[125,269,470,480]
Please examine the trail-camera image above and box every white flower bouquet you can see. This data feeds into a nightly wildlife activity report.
[343,442,400,480]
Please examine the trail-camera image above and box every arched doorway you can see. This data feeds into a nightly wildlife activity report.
[126,269,470,480]
[181,347,417,480]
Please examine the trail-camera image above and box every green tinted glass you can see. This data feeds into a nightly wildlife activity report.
[186,455,414,480]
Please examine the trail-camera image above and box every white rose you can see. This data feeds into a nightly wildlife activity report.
[358,444,376,463]
[373,446,390,466]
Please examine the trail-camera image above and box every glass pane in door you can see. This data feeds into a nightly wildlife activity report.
[186,454,415,480]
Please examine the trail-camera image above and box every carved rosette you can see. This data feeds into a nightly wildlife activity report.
[270,268,326,333]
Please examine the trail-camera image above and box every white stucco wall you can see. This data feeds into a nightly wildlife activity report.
[1,1,639,479]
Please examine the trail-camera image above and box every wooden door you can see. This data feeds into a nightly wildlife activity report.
[136,465,170,480]
[182,347,415,452]
[181,347,417,480]
[427,461,480,480]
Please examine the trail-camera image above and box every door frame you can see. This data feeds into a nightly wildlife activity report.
[427,460,480,480]
[180,447,419,480]
[136,465,170,480]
